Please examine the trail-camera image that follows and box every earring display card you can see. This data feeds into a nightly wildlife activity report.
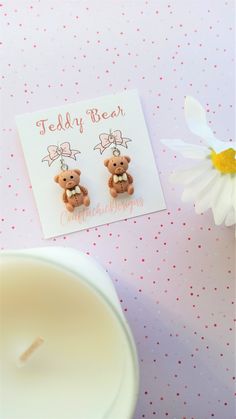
[16,90,166,238]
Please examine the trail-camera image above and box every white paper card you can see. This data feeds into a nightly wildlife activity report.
[16,90,166,238]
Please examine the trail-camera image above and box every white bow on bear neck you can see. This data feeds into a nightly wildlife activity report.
[66,185,81,198]
[113,173,127,183]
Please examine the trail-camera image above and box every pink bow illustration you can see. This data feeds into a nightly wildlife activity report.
[42,142,80,166]
[94,130,131,154]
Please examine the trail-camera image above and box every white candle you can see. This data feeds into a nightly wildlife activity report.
[0,247,139,419]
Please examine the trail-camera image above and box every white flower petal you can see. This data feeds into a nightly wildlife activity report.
[170,160,212,185]
[184,96,233,152]
[211,175,233,225]
[182,168,218,202]
[224,207,236,227]
[232,176,236,213]
[161,139,209,159]
[195,173,224,214]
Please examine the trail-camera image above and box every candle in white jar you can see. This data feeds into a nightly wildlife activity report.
[0,248,139,419]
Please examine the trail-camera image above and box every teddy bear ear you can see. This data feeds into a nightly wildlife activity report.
[74,169,81,175]
[104,158,110,167]
[124,156,131,163]
[54,175,59,183]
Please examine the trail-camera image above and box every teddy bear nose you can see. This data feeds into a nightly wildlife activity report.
[66,180,76,188]
[115,167,124,175]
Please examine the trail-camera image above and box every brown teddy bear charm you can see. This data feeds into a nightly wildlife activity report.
[104,155,134,198]
[54,169,90,212]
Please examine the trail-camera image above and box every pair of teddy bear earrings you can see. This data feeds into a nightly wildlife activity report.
[54,136,134,213]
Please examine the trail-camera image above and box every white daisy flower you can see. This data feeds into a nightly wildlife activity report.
[161,96,236,229]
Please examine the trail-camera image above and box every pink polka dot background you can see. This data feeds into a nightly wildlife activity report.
[0,1,235,418]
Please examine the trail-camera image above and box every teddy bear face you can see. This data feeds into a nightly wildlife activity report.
[54,169,81,190]
[104,155,130,175]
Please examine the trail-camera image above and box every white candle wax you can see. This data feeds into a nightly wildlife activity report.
[0,248,138,419]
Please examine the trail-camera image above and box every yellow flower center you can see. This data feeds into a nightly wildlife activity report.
[210,148,236,174]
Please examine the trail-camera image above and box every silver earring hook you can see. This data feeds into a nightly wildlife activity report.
[110,129,121,156]
[60,156,68,171]
[56,144,68,171]
[112,147,120,156]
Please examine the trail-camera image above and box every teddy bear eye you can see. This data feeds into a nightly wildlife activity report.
[70,175,74,179]
[120,162,124,165]
[113,163,117,167]
[63,178,66,181]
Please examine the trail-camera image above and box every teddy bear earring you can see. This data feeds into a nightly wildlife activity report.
[42,142,90,212]
[54,166,90,212]
[94,129,134,198]
[104,143,134,198]
[42,141,90,212]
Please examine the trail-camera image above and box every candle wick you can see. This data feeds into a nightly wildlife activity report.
[17,336,44,367]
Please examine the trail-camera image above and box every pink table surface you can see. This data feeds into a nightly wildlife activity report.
[0,1,235,418]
